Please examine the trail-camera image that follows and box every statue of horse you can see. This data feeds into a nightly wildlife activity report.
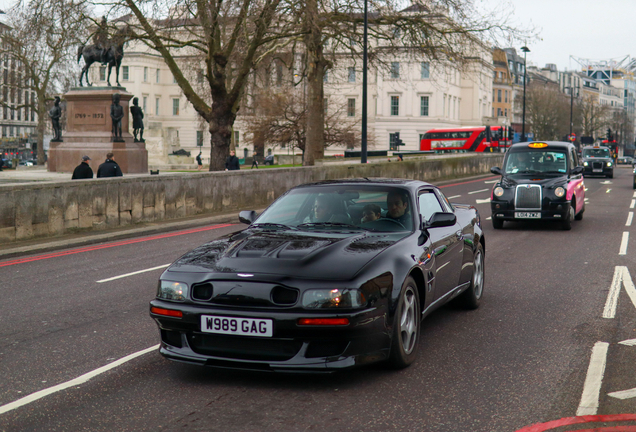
[77,26,129,87]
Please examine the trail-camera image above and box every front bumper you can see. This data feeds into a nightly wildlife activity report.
[150,299,391,372]
[490,200,571,221]
[583,164,613,176]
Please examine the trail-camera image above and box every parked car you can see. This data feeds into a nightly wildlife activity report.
[1,159,12,169]
[580,145,614,178]
[263,155,275,165]
[617,156,633,165]
[18,160,34,166]
[150,179,485,372]
[490,141,585,230]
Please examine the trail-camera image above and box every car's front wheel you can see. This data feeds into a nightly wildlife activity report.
[492,217,504,229]
[562,204,574,230]
[388,277,420,369]
[455,242,485,309]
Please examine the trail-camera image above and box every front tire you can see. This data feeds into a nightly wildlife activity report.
[492,217,504,229]
[562,204,574,230]
[388,277,420,369]
[575,201,584,220]
[455,242,485,309]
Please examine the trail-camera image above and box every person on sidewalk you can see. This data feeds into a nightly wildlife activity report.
[225,150,240,171]
[97,152,123,178]
[196,151,203,170]
[72,155,93,179]
[251,157,258,169]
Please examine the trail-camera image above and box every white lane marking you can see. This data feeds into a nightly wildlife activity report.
[618,338,636,346]
[631,200,635,209]
[633,191,636,198]
[96,264,170,283]
[484,180,498,184]
[475,198,491,204]
[0,345,159,415]
[608,388,636,400]
[603,266,636,319]
[606,189,611,193]
[468,189,489,195]
[600,181,613,185]
[486,217,491,220]
[619,232,629,255]
[627,212,634,227]
[447,195,461,200]
[576,341,609,416]
[585,188,589,191]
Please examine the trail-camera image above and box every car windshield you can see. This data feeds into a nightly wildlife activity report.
[254,185,414,232]
[503,150,568,174]
[582,148,610,158]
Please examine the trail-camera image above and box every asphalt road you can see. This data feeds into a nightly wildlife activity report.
[1,167,636,432]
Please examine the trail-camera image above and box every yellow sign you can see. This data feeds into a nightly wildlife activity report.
[528,142,548,148]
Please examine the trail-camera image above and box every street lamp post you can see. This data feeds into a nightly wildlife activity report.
[361,0,368,163]
[564,86,577,137]
[521,46,530,142]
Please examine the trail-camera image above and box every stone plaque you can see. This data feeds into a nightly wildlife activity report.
[73,108,107,125]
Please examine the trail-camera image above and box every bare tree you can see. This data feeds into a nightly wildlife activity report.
[0,0,88,165]
[523,80,570,141]
[577,93,612,140]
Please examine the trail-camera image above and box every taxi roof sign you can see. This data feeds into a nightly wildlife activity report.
[528,142,548,148]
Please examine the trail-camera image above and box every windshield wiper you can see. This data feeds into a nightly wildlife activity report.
[297,222,368,230]
[250,223,297,231]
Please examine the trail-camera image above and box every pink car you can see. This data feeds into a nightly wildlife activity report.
[489,141,585,230]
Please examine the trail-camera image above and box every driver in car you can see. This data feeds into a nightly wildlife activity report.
[385,190,412,229]
[510,152,535,172]
[305,195,351,224]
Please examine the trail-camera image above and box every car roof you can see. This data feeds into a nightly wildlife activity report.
[507,141,574,152]
[293,178,431,190]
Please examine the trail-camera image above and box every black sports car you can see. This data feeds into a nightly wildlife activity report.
[150,179,485,372]
[581,145,614,178]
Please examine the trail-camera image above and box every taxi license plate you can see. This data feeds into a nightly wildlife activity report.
[593,169,603,173]
[201,315,273,338]
[515,212,540,219]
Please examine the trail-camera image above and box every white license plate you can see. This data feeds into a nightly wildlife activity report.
[593,169,603,173]
[200,315,273,337]
[515,212,540,219]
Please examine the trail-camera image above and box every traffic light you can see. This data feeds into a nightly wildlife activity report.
[607,128,613,141]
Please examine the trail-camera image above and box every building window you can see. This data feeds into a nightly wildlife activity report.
[390,62,400,79]
[197,130,203,146]
[323,70,328,83]
[505,90,508,103]
[324,97,328,115]
[143,96,147,112]
[276,63,283,86]
[497,108,502,116]
[504,108,508,117]
[156,69,160,83]
[122,66,129,81]
[389,132,401,150]
[421,62,430,79]
[143,67,148,82]
[390,95,399,116]
[155,97,160,115]
[173,74,177,84]
[172,98,179,115]
[348,67,355,83]
[420,96,429,116]
[497,89,502,102]
[99,67,106,81]
[1,126,5,137]
[347,98,355,117]
[234,131,239,146]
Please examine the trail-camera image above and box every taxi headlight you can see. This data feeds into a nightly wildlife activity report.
[554,187,565,198]
[607,162,612,167]
[302,289,366,309]
[157,281,188,301]
[494,186,504,197]
[583,161,588,166]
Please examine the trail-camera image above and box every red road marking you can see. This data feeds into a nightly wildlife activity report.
[516,414,636,432]
[0,223,235,268]
[439,176,498,189]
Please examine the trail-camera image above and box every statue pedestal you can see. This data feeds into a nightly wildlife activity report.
[48,87,148,174]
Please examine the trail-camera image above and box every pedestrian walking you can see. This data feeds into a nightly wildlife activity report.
[0,156,4,172]
[196,151,203,170]
[251,157,258,169]
[97,152,123,178]
[225,150,240,171]
[72,155,93,179]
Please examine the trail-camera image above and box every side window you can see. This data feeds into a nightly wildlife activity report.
[570,149,578,168]
[418,190,444,222]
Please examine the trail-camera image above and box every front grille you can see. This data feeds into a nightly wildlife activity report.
[592,161,604,170]
[187,333,302,361]
[515,184,541,210]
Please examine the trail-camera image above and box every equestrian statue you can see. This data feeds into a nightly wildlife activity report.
[77,17,129,87]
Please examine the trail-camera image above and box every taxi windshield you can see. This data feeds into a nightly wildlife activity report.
[504,151,568,174]
[582,148,610,158]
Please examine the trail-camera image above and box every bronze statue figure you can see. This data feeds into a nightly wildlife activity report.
[110,93,124,142]
[130,97,144,142]
[78,19,129,87]
[49,96,63,142]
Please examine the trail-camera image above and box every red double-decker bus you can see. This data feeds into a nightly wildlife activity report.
[419,126,511,152]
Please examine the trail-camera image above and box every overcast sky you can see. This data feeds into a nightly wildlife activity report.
[480,0,636,71]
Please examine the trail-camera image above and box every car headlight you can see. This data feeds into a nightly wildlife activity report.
[302,289,366,309]
[607,162,612,167]
[157,281,188,301]
[583,161,588,166]
[554,186,565,198]
[494,186,504,197]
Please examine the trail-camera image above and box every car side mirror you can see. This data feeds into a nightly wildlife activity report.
[571,166,584,175]
[490,166,502,175]
[426,212,457,228]
[239,210,257,225]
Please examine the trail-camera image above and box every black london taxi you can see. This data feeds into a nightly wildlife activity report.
[580,144,614,178]
[490,141,585,230]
